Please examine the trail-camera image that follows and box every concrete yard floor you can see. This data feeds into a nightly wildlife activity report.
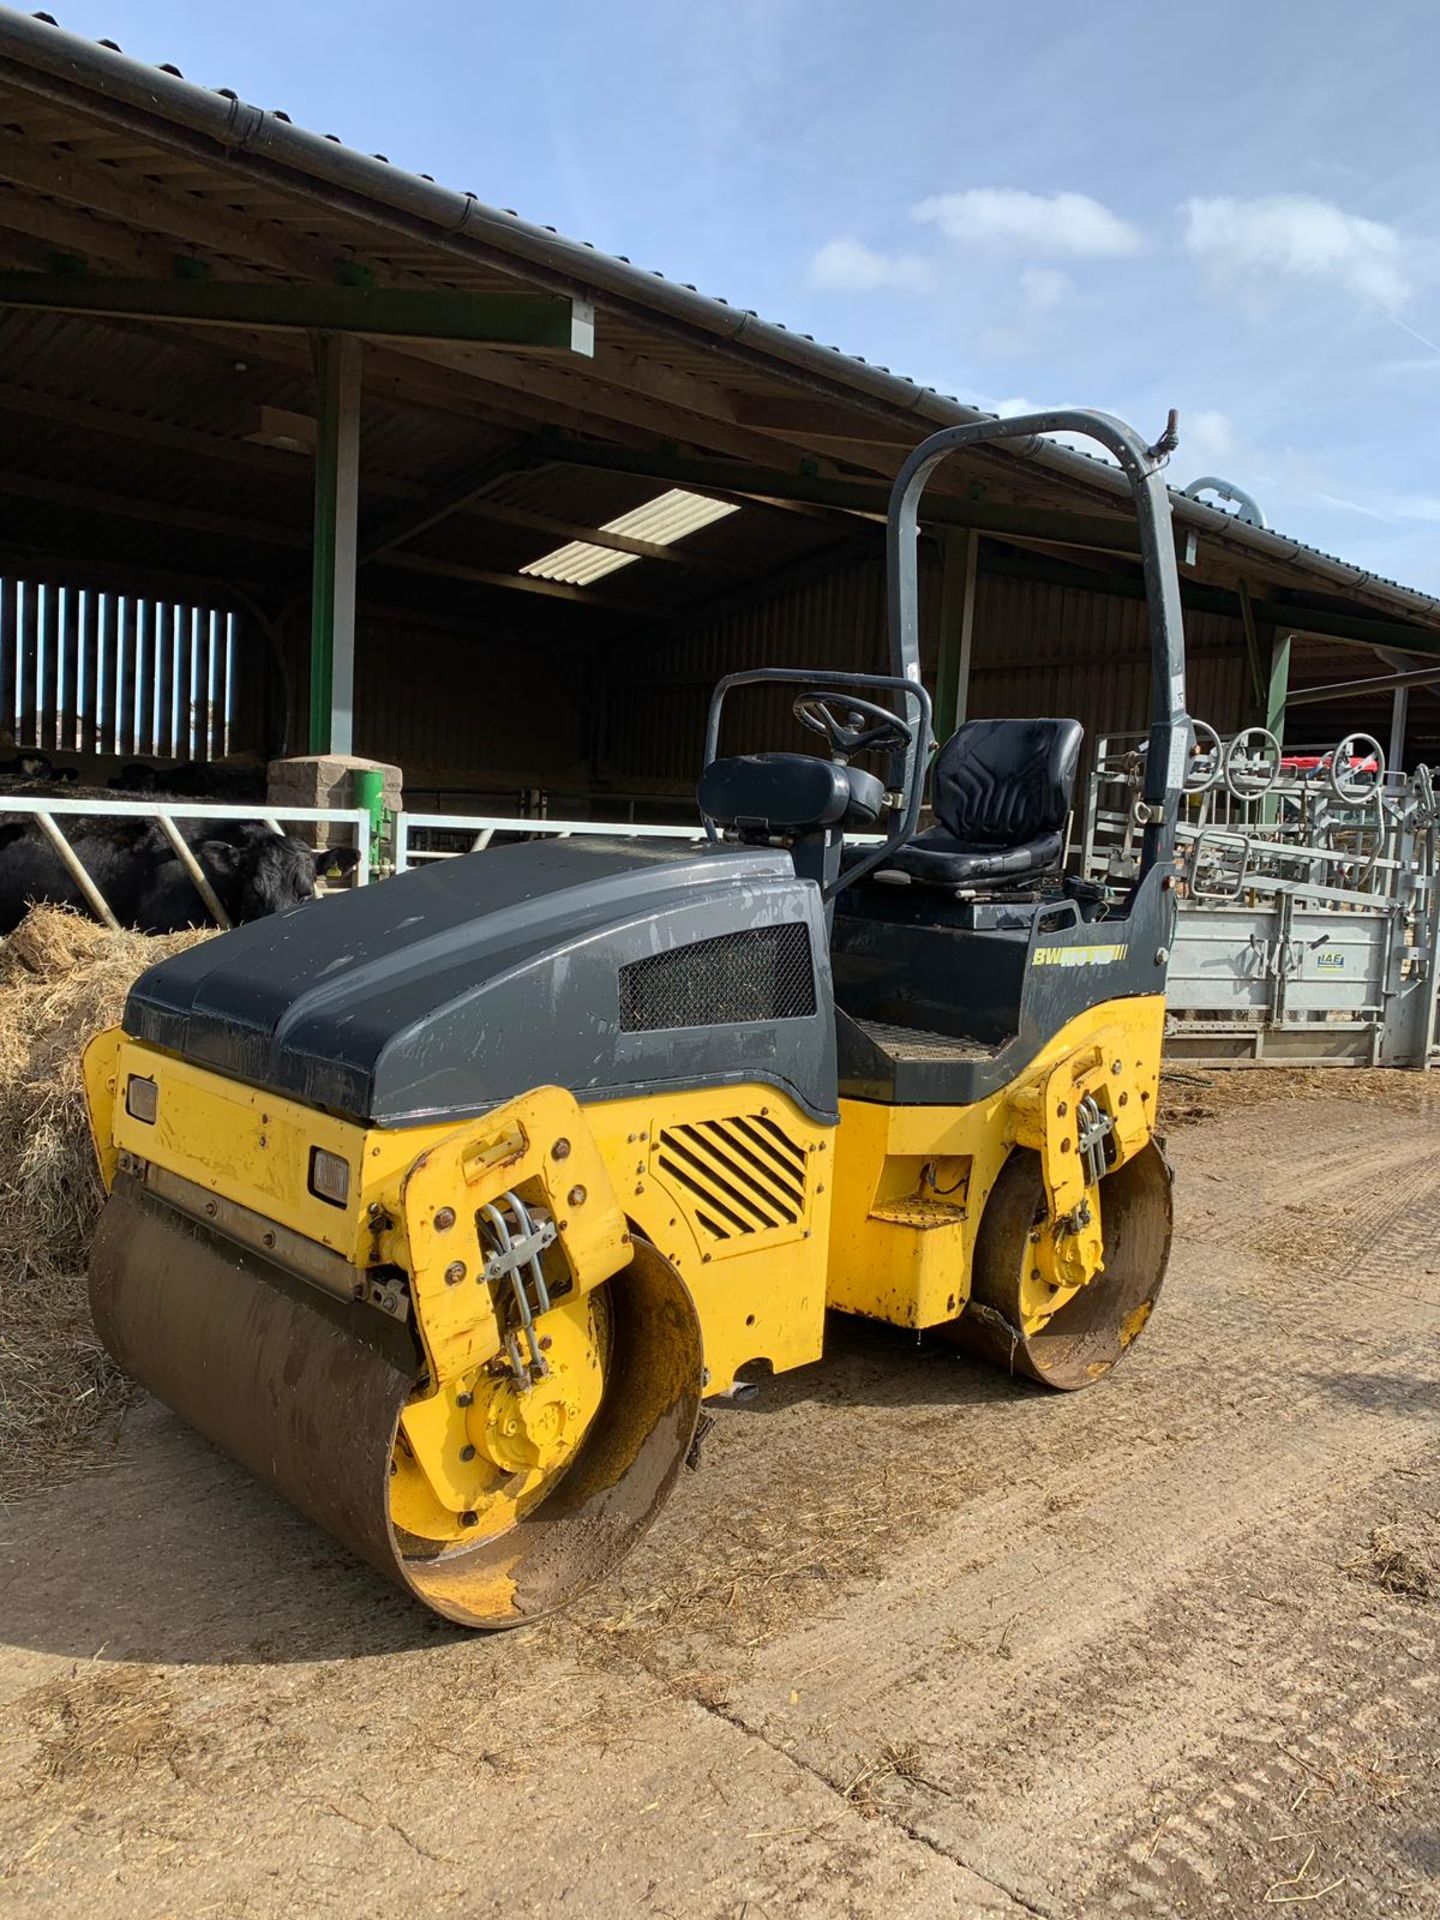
[1,1092,1437,1918]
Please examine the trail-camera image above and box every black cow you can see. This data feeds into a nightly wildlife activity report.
[0,816,331,935]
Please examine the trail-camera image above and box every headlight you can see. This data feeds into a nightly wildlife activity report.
[125,1075,159,1124]
[308,1146,350,1208]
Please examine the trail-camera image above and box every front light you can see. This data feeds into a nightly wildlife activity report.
[125,1075,158,1124]
[308,1146,350,1208]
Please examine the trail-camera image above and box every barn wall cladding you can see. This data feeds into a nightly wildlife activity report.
[348,614,590,798]
[602,560,1254,798]
[602,558,934,793]
[965,578,1254,757]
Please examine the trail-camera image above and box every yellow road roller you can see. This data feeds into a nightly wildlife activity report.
[83,410,1189,1628]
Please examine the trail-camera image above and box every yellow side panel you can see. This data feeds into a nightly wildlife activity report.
[91,1031,830,1401]
[827,996,1165,1330]
[82,1027,123,1193]
[584,1084,833,1395]
[108,1037,391,1255]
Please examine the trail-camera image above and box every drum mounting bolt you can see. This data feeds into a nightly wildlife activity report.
[456,1391,474,1406]
[460,1510,478,1528]
[460,1445,476,1462]
[444,1261,466,1286]
[551,1138,572,1161]
[434,1207,456,1232]
[568,1185,587,1207]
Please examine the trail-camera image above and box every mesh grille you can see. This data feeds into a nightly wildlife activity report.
[656,1114,807,1241]
[618,924,815,1034]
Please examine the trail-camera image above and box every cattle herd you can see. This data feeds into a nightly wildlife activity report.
[0,756,357,934]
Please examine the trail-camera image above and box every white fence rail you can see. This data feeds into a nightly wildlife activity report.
[393,811,700,873]
[0,796,371,930]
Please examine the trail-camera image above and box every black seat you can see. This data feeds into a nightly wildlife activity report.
[699,752,885,838]
[885,717,1082,888]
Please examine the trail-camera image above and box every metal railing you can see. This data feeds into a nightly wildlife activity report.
[393,810,701,873]
[1078,726,1440,1066]
[0,795,371,930]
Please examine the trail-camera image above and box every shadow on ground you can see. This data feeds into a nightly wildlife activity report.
[0,1312,1052,1669]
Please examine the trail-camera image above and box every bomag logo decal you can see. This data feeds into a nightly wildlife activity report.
[1031,943,1129,969]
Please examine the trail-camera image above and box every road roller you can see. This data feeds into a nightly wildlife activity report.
[83,410,1189,1628]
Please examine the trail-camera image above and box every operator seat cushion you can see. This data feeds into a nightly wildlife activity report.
[887,717,1082,888]
[699,752,885,837]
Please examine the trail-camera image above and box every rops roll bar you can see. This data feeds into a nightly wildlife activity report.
[886,409,1190,872]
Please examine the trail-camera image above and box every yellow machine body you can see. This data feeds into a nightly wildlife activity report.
[86,985,1165,1519]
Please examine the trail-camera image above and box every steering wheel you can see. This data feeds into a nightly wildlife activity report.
[794,691,913,757]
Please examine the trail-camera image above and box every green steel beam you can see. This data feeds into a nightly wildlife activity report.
[0,274,595,354]
[1264,626,1292,747]
[309,333,361,755]
[934,529,979,736]
[542,436,1144,552]
[1237,580,1266,707]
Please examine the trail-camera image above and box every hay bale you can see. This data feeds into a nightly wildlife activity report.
[0,906,211,1501]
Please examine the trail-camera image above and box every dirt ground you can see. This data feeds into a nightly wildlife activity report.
[1,1086,1437,1919]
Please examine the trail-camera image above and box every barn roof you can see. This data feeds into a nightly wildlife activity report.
[0,4,1437,665]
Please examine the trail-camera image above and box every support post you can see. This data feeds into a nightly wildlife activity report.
[1263,626,1291,747]
[309,333,361,756]
[1261,626,1291,828]
[1389,685,1410,773]
[933,529,979,739]
[1375,647,1426,775]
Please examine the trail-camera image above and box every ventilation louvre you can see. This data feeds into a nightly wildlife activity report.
[618,924,815,1034]
[655,1112,809,1244]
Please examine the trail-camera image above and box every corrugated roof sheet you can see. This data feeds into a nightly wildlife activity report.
[520,489,740,585]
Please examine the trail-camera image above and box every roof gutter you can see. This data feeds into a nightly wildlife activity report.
[2,8,1438,630]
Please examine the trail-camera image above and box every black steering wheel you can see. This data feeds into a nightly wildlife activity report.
[794,690,913,758]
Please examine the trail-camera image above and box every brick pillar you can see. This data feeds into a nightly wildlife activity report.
[267,753,401,849]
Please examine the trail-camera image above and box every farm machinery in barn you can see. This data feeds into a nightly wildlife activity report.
[82,410,1190,1627]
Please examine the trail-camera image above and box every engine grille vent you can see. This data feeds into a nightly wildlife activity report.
[618,924,815,1034]
[655,1113,808,1243]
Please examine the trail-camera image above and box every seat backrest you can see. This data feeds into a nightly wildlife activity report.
[932,718,1083,847]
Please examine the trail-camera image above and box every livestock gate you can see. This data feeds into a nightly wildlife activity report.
[1079,724,1440,1067]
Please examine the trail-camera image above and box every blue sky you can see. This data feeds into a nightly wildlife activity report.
[53,0,1440,591]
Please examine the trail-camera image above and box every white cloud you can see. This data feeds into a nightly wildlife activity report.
[1182,194,1410,306]
[807,235,932,293]
[1317,489,1440,525]
[1182,408,1243,468]
[912,188,1143,258]
[1018,266,1073,313]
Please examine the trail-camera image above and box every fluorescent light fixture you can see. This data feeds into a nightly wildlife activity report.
[519,489,740,586]
[241,405,317,454]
